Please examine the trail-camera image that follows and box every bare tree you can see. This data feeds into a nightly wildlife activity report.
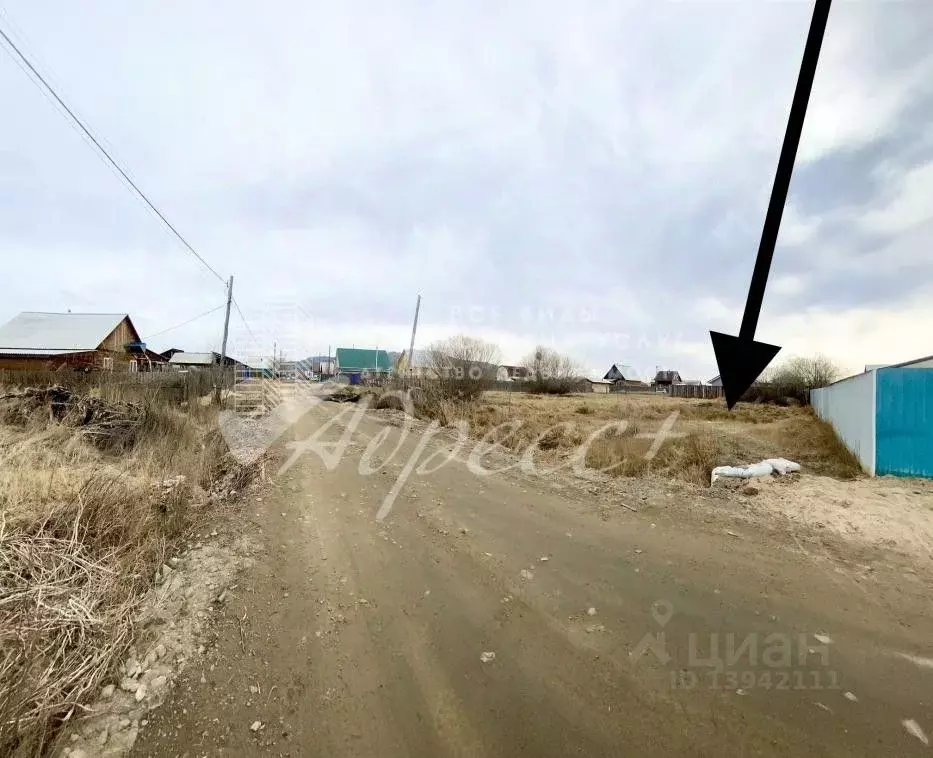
[423,334,502,400]
[427,335,501,370]
[522,345,584,394]
[767,354,842,392]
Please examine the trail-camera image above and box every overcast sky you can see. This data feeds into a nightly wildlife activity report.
[2,0,932,380]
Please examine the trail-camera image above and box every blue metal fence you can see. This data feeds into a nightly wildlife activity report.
[875,368,933,477]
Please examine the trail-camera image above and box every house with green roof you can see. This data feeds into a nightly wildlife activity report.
[334,347,393,383]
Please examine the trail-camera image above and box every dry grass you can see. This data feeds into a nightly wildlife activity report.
[746,412,863,480]
[0,379,244,756]
[408,390,864,486]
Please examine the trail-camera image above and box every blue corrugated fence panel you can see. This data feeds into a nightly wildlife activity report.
[875,368,933,478]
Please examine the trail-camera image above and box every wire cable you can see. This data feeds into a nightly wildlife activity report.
[232,298,261,348]
[0,8,137,190]
[146,303,227,340]
[0,23,227,285]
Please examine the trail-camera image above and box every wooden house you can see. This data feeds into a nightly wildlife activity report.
[653,370,683,389]
[0,311,161,372]
[603,362,635,382]
[167,351,244,371]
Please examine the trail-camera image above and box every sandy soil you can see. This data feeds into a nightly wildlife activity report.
[125,399,933,757]
[719,472,933,563]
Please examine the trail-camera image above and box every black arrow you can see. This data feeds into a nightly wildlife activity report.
[711,0,832,409]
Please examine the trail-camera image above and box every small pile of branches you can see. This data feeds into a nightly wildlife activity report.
[0,385,143,451]
[325,386,364,403]
[0,508,139,755]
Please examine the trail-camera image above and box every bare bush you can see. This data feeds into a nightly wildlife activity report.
[423,334,502,402]
[522,346,584,394]
[740,382,809,406]
[765,355,841,393]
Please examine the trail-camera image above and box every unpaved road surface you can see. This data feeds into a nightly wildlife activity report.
[134,401,933,757]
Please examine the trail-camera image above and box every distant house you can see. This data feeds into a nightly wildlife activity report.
[277,360,299,378]
[611,378,651,393]
[653,370,682,389]
[167,351,243,371]
[300,355,335,376]
[139,348,169,370]
[335,348,392,383]
[290,358,316,380]
[500,365,532,381]
[396,350,506,381]
[603,363,635,382]
[708,374,723,387]
[440,358,502,381]
[395,348,437,378]
[451,359,500,380]
[160,348,184,361]
[585,378,613,394]
[238,357,274,379]
[0,311,161,372]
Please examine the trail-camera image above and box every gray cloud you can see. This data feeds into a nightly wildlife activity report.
[2,0,933,378]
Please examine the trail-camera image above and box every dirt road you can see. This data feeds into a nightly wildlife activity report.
[133,400,933,756]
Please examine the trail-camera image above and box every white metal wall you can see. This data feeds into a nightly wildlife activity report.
[810,370,876,475]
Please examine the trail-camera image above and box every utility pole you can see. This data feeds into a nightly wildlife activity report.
[406,294,421,385]
[219,275,233,364]
[216,275,234,403]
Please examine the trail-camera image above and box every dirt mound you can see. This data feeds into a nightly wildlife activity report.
[373,389,424,412]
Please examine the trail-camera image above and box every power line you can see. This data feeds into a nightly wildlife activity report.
[0,12,100,158]
[0,8,134,188]
[232,298,261,349]
[0,24,227,285]
[146,303,227,340]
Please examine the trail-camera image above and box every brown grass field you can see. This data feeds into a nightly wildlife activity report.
[420,390,863,487]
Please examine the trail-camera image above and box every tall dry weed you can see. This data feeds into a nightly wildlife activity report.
[0,382,238,755]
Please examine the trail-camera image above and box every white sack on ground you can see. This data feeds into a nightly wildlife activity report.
[711,458,801,484]
[764,458,801,475]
